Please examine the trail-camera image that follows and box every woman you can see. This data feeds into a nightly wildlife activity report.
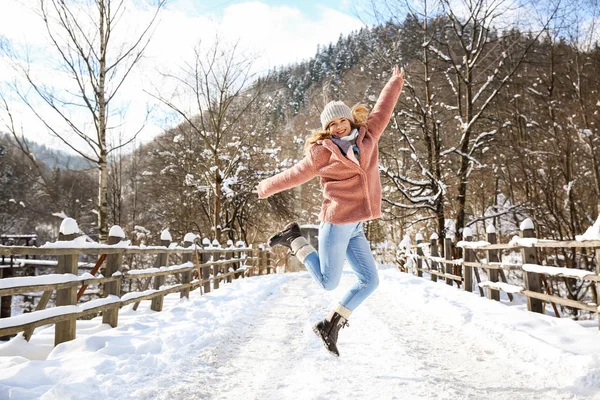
[257,66,405,356]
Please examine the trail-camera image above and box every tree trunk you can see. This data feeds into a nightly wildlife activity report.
[98,156,108,242]
[214,172,222,242]
[97,0,108,243]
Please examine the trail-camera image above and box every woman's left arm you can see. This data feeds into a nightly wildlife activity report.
[367,66,405,141]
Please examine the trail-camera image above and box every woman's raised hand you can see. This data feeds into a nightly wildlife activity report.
[393,65,405,79]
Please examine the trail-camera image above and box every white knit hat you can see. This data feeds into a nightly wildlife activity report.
[320,101,354,130]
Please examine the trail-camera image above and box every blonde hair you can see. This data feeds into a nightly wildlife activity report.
[306,104,369,147]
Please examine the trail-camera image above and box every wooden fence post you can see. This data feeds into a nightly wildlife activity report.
[266,250,272,274]
[202,238,211,293]
[520,218,544,313]
[225,240,234,283]
[416,233,423,278]
[444,238,454,286]
[430,233,439,282]
[151,230,171,312]
[0,241,14,323]
[55,218,79,346]
[102,227,124,328]
[247,245,254,277]
[212,240,221,290]
[260,245,268,275]
[463,228,474,293]
[181,233,196,299]
[235,241,245,279]
[595,246,600,330]
[486,225,500,301]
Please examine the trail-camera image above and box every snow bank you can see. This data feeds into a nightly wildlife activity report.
[1,270,599,399]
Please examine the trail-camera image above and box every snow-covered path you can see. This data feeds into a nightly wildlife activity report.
[2,266,600,399]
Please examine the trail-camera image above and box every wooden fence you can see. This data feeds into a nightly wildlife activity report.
[402,218,600,329]
[0,223,274,346]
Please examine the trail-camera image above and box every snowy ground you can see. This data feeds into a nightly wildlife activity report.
[1,265,600,400]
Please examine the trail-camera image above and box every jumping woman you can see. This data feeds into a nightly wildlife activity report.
[257,66,405,356]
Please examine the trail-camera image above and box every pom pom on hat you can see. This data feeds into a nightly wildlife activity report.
[320,101,354,130]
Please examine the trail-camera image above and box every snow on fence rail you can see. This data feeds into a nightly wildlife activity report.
[400,218,600,329]
[0,219,274,346]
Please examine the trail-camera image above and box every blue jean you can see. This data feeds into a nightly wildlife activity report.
[303,221,379,311]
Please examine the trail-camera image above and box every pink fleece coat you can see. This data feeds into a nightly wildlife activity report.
[258,75,404,224]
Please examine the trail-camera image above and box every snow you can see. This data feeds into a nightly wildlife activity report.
[462,227,473,238]
[520,218,534,231]
[415,232,424,241]
[479,280,524,293]
[10,259,59,267]
[456,240,491,248]
[108,226,125,239]
[59,218,79,236]
[0,273,85,290]
[522,264,594,280]
[52,211,69,219]
[508,236,538,247]
[125,261,194,275]
[79,295,121,311]
[577,216,600,241]
[486,224,496,234]
[399,235,411,248]
[41,237,132,249]
[183,233,198,243]
[0,306,79,330]
[160,229,172,242]
[1,268,599,399]
[121,289,158,302]
[430,232,439,240]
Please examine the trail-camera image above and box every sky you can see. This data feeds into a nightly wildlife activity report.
[0,0,371,154]
[1,265,599,399]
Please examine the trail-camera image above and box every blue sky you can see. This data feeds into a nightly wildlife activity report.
[171,0,364,19]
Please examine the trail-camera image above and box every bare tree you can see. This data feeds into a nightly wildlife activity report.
[370,0,557,239]
[3,0,165,242]
[151,38,264,241]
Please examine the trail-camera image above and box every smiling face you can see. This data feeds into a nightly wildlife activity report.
[327,117,352,137]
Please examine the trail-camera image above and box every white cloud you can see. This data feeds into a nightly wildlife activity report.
[0,1,365,153]
[145,2,364,73]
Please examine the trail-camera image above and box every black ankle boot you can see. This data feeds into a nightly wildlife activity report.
[268,222,302,249]
[312,312,348,357]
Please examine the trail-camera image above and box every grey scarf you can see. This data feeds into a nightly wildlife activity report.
[331,129,359,159]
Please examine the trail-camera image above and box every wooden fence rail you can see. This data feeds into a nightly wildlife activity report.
[0,219,275,346]
[401,218,600,329]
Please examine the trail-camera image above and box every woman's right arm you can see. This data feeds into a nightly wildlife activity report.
[257,154,318,199]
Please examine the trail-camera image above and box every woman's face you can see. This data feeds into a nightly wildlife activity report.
[327,117,352,137]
